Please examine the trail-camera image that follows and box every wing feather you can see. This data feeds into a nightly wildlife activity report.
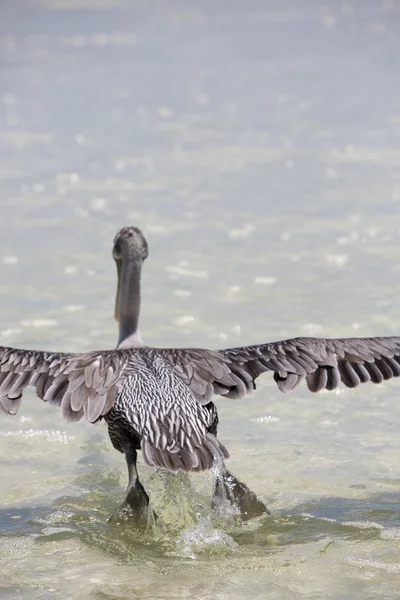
[0,345,129,422]
[159,336,400,401]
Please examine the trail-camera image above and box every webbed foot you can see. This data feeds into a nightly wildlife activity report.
[109,479,157,524]
[213,469,270,521]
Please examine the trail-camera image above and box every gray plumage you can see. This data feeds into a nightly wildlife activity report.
[1,226,400,519]
[2,337,400,465]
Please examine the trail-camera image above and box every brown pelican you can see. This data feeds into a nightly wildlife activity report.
[1,226,400,521]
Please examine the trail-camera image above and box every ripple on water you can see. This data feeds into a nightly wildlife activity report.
[345,556,400,574]
[0,429,75,443]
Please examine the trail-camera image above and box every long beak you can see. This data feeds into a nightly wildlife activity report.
[114,258,122,322]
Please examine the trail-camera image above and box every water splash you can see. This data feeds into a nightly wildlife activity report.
[177,518,238,559]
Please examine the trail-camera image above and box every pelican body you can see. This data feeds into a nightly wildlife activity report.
[2,226,400,520]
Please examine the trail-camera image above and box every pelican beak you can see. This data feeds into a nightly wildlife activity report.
[114,258,122,322]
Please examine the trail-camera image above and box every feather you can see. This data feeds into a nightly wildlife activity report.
[326,366,341,390]
[364,361,384,384]
[274,372,301,392]
[338,361,361,388]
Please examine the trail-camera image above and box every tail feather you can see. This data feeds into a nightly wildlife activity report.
[141,433,229,472]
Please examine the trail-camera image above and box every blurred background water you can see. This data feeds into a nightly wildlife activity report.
[1,0,400,598]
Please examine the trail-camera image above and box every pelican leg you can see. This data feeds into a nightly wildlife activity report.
[207,404,269,521]
[212,464,270,521]
[110,446,154,523]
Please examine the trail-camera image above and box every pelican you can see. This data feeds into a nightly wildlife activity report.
[1,226,400,521]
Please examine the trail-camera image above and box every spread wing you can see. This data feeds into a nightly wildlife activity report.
[0,346,129,422]
[159,336,400,403]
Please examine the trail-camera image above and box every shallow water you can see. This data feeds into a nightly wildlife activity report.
[1,0,400,598]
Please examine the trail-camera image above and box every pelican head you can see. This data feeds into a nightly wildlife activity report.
[113,226,149,263]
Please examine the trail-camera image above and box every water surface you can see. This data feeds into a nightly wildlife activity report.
[1,1,400,598]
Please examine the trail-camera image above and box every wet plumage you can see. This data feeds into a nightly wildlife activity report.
[1,225,400,519]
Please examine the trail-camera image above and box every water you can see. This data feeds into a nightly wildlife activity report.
[1,0,400,597]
